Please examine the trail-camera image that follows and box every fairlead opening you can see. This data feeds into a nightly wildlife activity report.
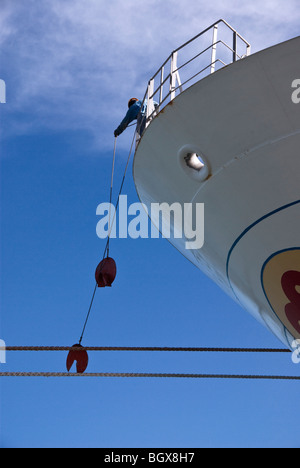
[178,145,211,182]
[184,153,205,171]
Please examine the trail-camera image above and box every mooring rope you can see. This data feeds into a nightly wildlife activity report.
[0,372,298,380]
[2,346,290,352]
[78,130,136,344]
[1,346,295,379]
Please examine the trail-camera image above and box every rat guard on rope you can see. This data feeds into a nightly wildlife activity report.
[66,344,89,374]
[95,257,117,288]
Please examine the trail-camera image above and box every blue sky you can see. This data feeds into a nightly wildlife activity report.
[1,0,300,448]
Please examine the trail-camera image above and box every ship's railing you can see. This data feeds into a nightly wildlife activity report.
[140,19,251,133]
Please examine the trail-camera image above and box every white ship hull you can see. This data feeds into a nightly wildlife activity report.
[133,36,300,349]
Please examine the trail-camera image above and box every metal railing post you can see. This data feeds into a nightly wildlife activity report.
[233,31,237,62]
[159,66,164,110]
[170,51,178,101]
[146,79,155,121]
[210,24,218,73]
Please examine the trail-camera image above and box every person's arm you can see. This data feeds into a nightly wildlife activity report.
[114,106,138,137]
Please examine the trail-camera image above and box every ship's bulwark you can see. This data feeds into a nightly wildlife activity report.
[133,36,300,349]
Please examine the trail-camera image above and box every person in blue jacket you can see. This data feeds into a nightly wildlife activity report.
[114,98,146,138]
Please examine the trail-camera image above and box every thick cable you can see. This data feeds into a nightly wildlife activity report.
[2,346,290,353]
[0,372,298,380]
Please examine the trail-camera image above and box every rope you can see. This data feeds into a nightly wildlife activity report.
[78,284,97,345]
[103,131,136,259]
[107,137,117,258]
[1,347,294,380]
[0,372,298,380]
[2,346,290,352]
[78,130,136,344]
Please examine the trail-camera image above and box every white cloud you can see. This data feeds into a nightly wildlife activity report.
[0,1,15,46]
[1,0,299,151]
